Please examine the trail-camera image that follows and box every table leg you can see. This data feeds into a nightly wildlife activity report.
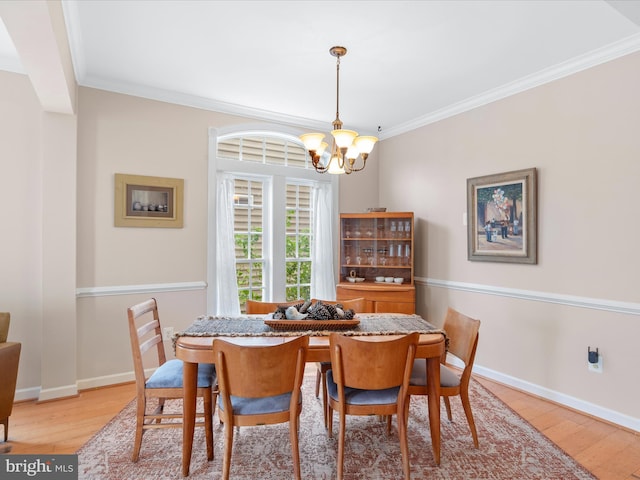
[182,361,197,477]
[426,356,441,465]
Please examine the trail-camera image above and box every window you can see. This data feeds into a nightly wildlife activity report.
[209,127,337,314]
[233,178,265,305]
[286,183,312,301]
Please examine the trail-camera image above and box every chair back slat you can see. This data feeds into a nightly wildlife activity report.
[137,319,160,339]
[245,299,304,314]
[329,332,419,391]
[213,336,308,399]
[127,298,167,383]
[443,308,480,365]
[138,334,163,357]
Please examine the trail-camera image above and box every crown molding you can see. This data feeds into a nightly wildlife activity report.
[67,28,640,140]
[379,33,640,140]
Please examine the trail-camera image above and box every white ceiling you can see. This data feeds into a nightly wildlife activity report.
[2,0,640,139]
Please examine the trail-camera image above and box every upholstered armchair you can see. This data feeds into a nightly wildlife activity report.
[0,312,21,442]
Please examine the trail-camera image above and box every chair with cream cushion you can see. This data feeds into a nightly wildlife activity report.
[407,307,481,447]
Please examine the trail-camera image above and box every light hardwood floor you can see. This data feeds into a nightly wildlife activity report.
[3,375,640,479]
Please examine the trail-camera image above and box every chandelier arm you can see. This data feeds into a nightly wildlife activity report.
[348,157,367,172]
[313,158,329,173]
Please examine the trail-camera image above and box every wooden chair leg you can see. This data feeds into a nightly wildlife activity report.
[321,371,329,428]
[290,413,302,480]
[443,396,453,421]
[460,390,479,447]
[222,418,234,480]
[398,404,411,480]
[337,410,346,480]
[315,368,321,397]
[132,400,145,462]
[1,417,8,442]
[204,390,214,460]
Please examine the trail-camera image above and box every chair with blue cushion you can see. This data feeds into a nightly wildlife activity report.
[311,297,366,428]
[127,298,216,462]
[212,335,308,480]
[407,307,481,447]
[326,332,419,480]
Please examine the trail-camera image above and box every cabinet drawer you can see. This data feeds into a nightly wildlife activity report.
[374,301,415,314]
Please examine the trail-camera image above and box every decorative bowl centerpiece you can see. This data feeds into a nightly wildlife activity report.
[264,300,360,331]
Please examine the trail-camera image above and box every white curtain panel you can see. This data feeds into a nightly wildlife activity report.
[215,173,241,315]
[310,182,336,300]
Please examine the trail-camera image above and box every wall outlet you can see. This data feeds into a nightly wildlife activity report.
[588,355,603,373]
[162,326,174,341]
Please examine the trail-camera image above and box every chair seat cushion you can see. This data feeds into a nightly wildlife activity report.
[326,369,400,405]
[146,359,216,389]
[219,391,301,415]
[409,359,460,388]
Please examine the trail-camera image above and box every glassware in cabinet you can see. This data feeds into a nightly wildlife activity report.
[339,212,414,285]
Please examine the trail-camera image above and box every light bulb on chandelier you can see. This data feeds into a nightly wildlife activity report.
[300,46,378,174]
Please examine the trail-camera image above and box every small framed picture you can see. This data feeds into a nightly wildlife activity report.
[114,173,184,228]
[467,168,537,264]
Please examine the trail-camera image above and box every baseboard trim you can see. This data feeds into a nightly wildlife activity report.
[421,278,640,432]
[38,383,78,402]
[76,281,207,298]
[77,371,137,391]
[416,277,640,316]
[473,363,640,433]
[14,386,41,403]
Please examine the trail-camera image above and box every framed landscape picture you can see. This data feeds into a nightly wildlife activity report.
[114,173,184,228]
[467,168,537,264]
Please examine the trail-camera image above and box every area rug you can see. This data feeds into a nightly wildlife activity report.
[77,373,595,479]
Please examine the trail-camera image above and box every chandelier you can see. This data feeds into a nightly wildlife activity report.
[300,46,378,174]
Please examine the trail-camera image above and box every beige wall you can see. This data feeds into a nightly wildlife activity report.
[378,51,640,426]
[1,49,638,429]
[75,88,255,384]
[0,71,44,393]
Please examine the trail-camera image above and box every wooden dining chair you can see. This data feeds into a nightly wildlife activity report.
[213,335,308,480]
[326,332,419,480]
[407,307,481,447]
[245,299,304,314]
[311,298,366,428]
[126,298,216,462]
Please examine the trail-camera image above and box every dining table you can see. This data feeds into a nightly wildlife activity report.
[173,313,446,477]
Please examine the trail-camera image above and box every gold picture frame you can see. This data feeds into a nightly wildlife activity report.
[467,168,537,264]
[114,173,184,228]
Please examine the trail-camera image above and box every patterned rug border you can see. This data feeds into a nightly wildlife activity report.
[77,373,596,480]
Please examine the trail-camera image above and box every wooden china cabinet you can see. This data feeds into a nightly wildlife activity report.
[336,212,415,314]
